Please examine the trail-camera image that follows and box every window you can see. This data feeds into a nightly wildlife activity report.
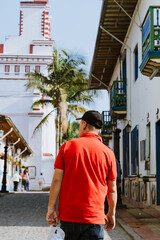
[146,123,151,159]
[5,65,10,73]
[35,66,40,73]
[15,65,20,73]
[25,65,30,73]
[134,45,138,81]
[140,140,146,161]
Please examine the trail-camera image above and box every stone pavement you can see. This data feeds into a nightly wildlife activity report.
[116,198,160,240]
[0,192,50,240]
[0,192,132,240]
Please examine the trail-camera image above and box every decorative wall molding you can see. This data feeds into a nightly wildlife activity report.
[0,55,52,64]
[0,44,4,53]
[41,11,45,36]
[0,78,27,80]
[43,153,53,157]
[28,112,44,117]
[20,2,48,7]
[19,10,23,36]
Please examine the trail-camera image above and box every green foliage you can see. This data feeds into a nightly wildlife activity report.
[26,48,95,151]
[62,121,80,142]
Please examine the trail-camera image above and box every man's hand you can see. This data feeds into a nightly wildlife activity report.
[105,213,116,231]
[105,180,117,231]
[46,169,64,226]
[46,207,59,226]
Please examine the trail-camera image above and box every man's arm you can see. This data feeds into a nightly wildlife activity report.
[105,180,117,231]
[46,169,64,226]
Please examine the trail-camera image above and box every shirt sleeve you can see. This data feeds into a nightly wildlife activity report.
[54,143,65,170]
[107,150,117,181]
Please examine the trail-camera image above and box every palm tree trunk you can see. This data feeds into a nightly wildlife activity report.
[55,116,59,156]
[56,105,62,154]
[59,113,62,149]
[56,105,60,155]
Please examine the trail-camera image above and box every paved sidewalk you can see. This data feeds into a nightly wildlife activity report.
[0,192,132,240]
[0,192,50,240]
[116,198,160,240]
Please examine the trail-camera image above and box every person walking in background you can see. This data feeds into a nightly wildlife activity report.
[26,171,30,191]
[116,158,122,206]
[46,110,117,240]
[21,169,29,191]
[38,173,45,190]
[12,171,22,191]
[105,157,121,214]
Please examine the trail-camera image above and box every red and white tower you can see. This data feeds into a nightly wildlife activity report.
[20,0,52,40]
[0,0,55,190]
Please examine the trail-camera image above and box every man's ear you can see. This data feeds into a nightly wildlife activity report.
[82,120,87,131]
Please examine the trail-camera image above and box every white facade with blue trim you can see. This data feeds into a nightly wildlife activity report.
[107,0,160,206]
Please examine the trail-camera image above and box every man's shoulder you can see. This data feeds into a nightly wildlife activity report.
[65,137,82,146]
[60,138,82,154]
[104,145,115,156]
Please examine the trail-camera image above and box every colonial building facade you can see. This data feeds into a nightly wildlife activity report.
[90,0,160,207]
[0,0,56,190]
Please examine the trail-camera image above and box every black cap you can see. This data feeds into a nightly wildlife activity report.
[76,110,103,129]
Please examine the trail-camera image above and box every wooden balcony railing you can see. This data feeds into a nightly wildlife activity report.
[110,81,127,116]
[101,111,112,136]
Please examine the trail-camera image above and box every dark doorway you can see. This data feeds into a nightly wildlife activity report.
[114,129,121,162]
[131,125,139,175]
[122,127,129,194]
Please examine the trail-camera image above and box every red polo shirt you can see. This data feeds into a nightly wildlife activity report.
[54,133,117,224]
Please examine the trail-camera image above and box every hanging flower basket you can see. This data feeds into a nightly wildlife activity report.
[0,153,22,168]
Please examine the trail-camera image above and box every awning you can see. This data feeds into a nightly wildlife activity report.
[89,0,138,89]
[0,115,32,158]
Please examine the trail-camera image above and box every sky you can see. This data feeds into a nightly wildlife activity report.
[0,0,109,112]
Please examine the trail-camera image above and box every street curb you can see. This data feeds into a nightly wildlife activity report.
[116,217,143,240]
[0,192,15,197]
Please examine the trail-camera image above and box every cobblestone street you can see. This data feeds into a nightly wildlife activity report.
[0,192,132,240]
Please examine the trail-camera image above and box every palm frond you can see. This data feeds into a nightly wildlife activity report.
[31,99,52,109]
[26,72,50,84]
[32,110,54,137]
[68,104,87,117]
[67,110,80,119]
[25,47,96,146]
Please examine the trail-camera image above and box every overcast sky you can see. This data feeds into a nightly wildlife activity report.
[0,0,109,112]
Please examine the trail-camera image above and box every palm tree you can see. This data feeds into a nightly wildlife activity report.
[26,48,95,153]
[62,120,80,143]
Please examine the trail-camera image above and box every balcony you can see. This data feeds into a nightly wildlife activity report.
[110,81,127,119]
[140,7,160,78]
[101,111,112,138]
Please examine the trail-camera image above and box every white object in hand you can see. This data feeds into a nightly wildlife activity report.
[47,226,65,240]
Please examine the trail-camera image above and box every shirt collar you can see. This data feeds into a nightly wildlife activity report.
[80,132,102,142]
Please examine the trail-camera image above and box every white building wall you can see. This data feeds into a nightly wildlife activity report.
[110,0,160,178]
[22,8,43,40]
[0,0,55,190]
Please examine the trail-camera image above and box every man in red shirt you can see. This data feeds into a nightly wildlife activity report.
[46,110,117,240]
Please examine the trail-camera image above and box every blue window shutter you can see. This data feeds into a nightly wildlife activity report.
[123,128,129,177]
[131,126,138,175]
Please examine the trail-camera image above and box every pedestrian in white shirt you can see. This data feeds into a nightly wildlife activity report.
[38,173,45,190]
[13,171,22,191]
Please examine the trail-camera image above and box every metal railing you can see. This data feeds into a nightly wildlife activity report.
[102,111,112,135]
[110,81,127,111]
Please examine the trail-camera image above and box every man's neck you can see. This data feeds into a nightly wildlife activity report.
[83,130,100,135]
